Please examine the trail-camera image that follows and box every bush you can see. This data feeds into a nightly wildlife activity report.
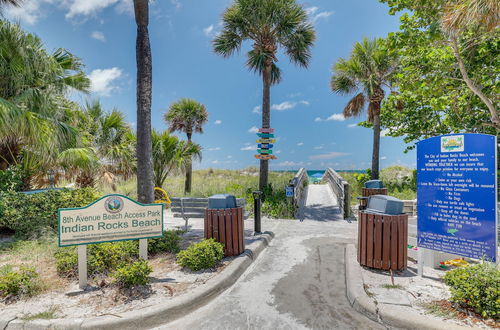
[176,239,224,271]
[0,166,30,192]
[0,265,42,298]
[112,260,152,288]
[443,263,500,319]
[148,230,183,254]
[0,188,100,237]
[55,240,138,277]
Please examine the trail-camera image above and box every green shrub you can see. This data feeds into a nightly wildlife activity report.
[176,239,224,271]
[0,166,30,192]
[112,260,152,288]
[443,263,500,319]
[148,230,183,254]
[0,188,100,237]
[0,265,42,298]
[55,240,138,277]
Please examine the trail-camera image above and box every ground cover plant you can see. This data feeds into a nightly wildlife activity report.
[112,259,153,288]
[176,239,224,272]
[0,265,42,300]
[443,263,499,320]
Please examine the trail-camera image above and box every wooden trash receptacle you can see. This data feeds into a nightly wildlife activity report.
[360,188,388,209]
[358,211,408,271]
[204,207,245,257]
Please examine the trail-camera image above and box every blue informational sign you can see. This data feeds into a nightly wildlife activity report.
[285,186,294,198]
[417,133,498,262]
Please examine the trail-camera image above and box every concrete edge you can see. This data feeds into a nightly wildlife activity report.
[344,244,478,330]
[4,232,275,330]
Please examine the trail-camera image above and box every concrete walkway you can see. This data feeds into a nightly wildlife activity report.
[156,185,385,330]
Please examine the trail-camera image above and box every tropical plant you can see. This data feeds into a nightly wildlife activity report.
[0,21,90,187]
[330,38,397,179]
[152,130,202,188]
[164,98,208,193]
[213,0,315,190]
[133,0,154,204]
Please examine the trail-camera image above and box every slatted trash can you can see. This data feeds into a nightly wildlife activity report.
[360,180,388,210]
[205,195,245,257]
[358,195,408,271]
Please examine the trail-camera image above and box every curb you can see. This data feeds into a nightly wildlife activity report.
[344,244,476,330]
[3,231,275,330]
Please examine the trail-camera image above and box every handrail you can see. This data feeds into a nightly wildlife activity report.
[324,168,352,219]
[289,168,308,208]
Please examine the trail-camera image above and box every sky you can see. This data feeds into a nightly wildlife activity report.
[4,0,417,171]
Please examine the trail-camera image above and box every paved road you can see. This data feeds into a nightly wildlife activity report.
[157,185,385,330]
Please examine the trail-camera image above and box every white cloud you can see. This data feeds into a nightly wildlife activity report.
[211,160,219,164]
[4,0,53,25]
[305,6,333,24]
[248,126,259,133]
[272,101,296,111]
[314,117,323,122]
[275,150,282,154]
[88,67,123,96]
[326,113,345,121]
[299,100,310,106]
[66,0,119,18]
[227,155,233,159]
[208,147,221,151]
[278,161,304,167]
[297,142,304,146]
[347,123,358,128]
[171,0,181,9]
[314,146,324,150]
[203,24,215,37]
[310,152,349,160]
[305,7,318,16]
[240,145,257,151]
[252,106,261,114]
[91,31,106,42]
[214,120,222,125]
[381,156,387,160]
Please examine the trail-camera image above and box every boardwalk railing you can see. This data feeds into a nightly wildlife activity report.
[289,168,308,208]
[325,168,351,219]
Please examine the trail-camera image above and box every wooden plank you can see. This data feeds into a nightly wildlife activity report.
[360,212,366,266]
[238,207,244,255]
[403,215,408,269]
[213,210,219,241]
[204,209,208,239]
[374,214,383,269]
[366,213,374,268]
[231,208,238,256]
[397,215,404,270]
[382,216,391,270]
[357,212,362,263]
[225,209,232,256]
[391,215,398,270]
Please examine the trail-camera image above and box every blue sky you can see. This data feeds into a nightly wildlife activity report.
[5,0,416,171]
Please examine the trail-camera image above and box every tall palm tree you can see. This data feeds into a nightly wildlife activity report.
[213,0,315,190]
[152,130,202,188]
[164,98,208,194]
[133,0,154,203]
[330,38,397,180]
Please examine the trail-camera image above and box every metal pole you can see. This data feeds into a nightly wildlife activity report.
[253,191,261,233]
[78,245,87,289]
[139,239,148,260]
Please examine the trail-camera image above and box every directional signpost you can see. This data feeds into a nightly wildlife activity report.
[417,133,498,267]
[254,128,277,161]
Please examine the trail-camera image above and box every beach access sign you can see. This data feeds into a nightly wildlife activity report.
[417,133,498,262]
[58,194,164,247]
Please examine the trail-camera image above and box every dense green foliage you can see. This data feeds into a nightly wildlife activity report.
[257,184,296,219]
[112,260,153,288]
[148,230,183,254]
[176,239,225,271]
[0,265,42,298]
[444,263,500,319]
[379,0,499,150]
[0,165,30,192]
[0,188,100,237]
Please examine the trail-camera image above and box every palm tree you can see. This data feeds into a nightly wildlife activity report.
[164,98,208,194]
[152,130,202,188]
[213,0,315,190]
[0,21,90,177]
[330,38,397,180]
[133,0,154,203]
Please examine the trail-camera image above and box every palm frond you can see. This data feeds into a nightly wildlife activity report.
[343,93,366,118]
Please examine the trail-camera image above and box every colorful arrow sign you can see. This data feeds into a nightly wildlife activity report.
[254,154,277,160]
[258,144,274,149]
[257,133,275,138]
[258,149,273,154]
[256,138,276,144]
[258,128,274,133]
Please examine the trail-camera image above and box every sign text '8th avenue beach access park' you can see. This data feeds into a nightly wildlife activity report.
[58,195,164,247]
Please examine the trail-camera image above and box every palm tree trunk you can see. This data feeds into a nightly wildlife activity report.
[259,64,272,191]
[185,132,192,194]
[134,0,154,204]
[371,112,381,180]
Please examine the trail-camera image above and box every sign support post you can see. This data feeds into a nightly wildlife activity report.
[78,245,87,289]
[139,239,148,260]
